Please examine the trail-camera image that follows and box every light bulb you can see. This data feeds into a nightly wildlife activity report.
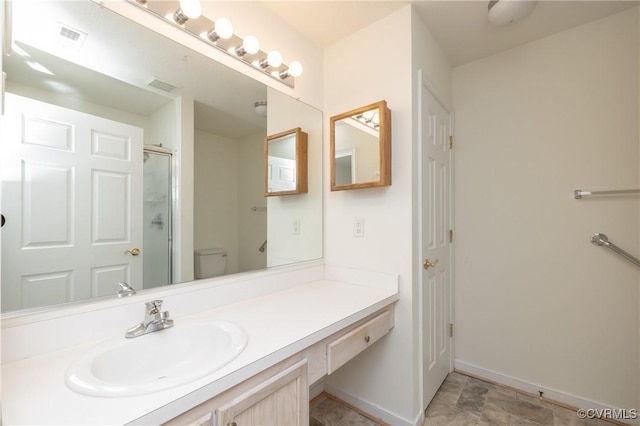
[267,51,283,68]
[372,112,380,125]
[288,61,303,77]
[243,35,260,55]
[215,18,234,39]
[180,0,202,19]
[363,110,375,120]
[267,50,283,68]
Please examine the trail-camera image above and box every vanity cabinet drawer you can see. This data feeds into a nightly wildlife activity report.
[327,310,393,374]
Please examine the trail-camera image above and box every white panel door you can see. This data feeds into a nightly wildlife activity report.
[267,155,297,193]
[421,81,453,409]
[1,93,143,311]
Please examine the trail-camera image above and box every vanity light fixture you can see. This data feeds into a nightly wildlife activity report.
[352,110,380,131]
[204,17,233,42]
[129,0,302,88]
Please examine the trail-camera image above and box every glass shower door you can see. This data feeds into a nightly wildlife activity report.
[143,147,173,288]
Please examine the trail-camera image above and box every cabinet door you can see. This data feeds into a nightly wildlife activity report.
[216,360,309,426]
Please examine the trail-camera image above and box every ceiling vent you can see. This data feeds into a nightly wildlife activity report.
[54,22,87,50]
[146,77,181,93]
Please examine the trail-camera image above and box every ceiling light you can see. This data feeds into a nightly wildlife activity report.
[487,0,536,26]
[254,100,267,117]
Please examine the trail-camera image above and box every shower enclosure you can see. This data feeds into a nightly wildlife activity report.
[143,146,173,289]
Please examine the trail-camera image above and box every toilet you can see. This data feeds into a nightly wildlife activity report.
[194,248,227,279]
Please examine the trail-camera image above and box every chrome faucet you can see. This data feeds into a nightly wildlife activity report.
[125,300,174,338]
[116,282,136,298]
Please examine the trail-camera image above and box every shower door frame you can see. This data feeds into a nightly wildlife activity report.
[143,145,174,287]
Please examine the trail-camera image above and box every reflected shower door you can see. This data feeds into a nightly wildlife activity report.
[143,147,173,288]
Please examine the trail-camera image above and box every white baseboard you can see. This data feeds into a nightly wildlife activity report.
[309,381,324,400]
[455,360,639,426]
[323,384,420,426]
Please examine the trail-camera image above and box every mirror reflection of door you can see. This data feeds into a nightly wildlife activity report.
[0,94,144,312]
[335,149,356,185]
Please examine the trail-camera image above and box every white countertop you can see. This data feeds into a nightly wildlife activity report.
[1,278,398,425]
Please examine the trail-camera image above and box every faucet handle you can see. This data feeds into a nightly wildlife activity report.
[116,282,136,298]
[145,300,164,314]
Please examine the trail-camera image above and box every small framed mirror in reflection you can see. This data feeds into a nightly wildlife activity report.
[330,100,391,191]
[264,127,308,196]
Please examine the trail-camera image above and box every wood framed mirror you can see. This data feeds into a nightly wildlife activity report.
[264,127,308,196]
[330,100,391,191]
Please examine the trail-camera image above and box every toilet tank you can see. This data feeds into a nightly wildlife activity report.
[194,248,227,279]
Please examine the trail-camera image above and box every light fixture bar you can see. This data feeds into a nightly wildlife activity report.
[128,0,300,88]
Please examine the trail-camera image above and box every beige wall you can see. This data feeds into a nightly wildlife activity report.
[323,5,452,423]
[237,132,268,273]
[266,88,323,268]
[194,129,268,276]
[194,130,239,274]
[453,8,639,409]
[323,6,414,422]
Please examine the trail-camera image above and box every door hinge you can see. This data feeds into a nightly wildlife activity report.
[449,229,453,243]
[449,323,454,338]
[449,136,454,149]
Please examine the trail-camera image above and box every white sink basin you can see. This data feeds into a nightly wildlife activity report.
[65,320,248,397]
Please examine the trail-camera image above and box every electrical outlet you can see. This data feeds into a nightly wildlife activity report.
[353,218,364,238]
[293,218,300,235]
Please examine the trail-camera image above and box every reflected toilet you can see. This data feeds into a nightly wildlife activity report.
[194,248,227,279]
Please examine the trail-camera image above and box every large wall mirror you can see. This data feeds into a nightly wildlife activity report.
[0,0,323,314]
[330,100,391,191]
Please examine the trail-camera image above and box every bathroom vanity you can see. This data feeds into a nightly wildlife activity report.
[167,308,393,426]
[1,265,398,425]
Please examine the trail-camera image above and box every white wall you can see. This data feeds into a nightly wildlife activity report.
[194,130,268,275]
[237,132,267,273]
[176,96,195,282]
[323,5,452,424]
[266,88,323,267]
[453,8,639,409]
[194,130,240,274]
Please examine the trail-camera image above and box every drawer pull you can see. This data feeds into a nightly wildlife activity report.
[364,335,370,343]
[227,422,237,426]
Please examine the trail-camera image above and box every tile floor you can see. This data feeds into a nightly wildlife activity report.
[310,372,617,426]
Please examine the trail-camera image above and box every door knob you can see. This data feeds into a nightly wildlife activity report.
[125,248,141,256]
[423,258,439,270]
